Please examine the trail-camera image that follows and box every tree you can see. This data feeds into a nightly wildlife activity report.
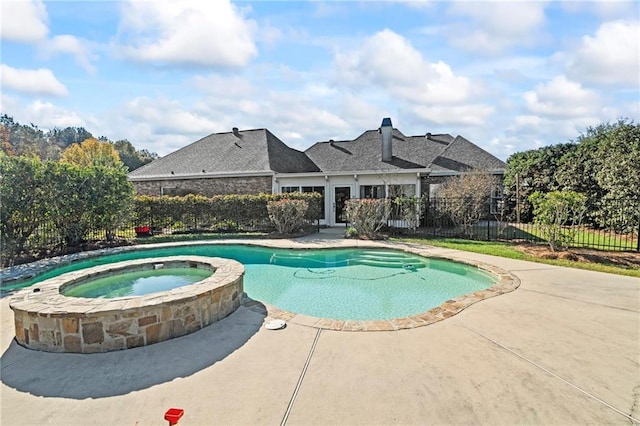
[555,130,604,221]
[593,120,640,232]
[0,123,14,156]
[61,138,123,168]
[44,161,134,245]
[0,154,49,265]
[48,127,93,149]
[503,143,576,222]
[435,170,497,237]
[113,139,158,171]
[89,166,135,239]
[0,114,51,159]
[529,191,587,251]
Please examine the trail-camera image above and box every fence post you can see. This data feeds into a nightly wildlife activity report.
[486,217,490,241]
[637,215,640,252]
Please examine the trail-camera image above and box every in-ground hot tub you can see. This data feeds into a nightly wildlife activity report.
[9,256,244,353]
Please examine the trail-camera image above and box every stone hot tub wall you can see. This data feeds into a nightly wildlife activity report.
[9,256,244,353]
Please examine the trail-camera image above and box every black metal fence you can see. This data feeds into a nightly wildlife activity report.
[393,197,640,252]
[4,196,638,267]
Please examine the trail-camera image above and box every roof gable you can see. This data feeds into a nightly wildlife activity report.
[129,128,319,179]
[304,129,453,172]
[430,136,506,173]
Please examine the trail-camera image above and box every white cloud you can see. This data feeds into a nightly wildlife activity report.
[561,0,638,19]
[0,64,68,96]
[565,20,640,87]
[1,0,48,43]
[123,97,219,135]
[1,94,86,129]
[26,100,84,128]
[523,75,601,118]
[116,0,258,68]
[39,35,97,74]
[334,29,471,104]
[447,1,547,54]
[413,104,495,126]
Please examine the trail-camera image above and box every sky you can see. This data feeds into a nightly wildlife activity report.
[1,0,638,160]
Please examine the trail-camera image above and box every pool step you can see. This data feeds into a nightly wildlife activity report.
[352,258,425,269]
[353,252,426,269]
[269,250,425,269]
[357,250,412,258]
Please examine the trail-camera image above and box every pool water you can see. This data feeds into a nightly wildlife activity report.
[5,245,496,320]
[62,267,212,298]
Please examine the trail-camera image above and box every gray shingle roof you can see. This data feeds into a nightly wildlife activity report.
[129,123,505,180]
[430,136,506,173]
[305,129,464,172]
[129,128,320,179]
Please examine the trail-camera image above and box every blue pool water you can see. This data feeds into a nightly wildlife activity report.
[62,268,212,298]
[4,245,495,320]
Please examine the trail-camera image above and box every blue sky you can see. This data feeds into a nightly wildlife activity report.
[1,0,638,160]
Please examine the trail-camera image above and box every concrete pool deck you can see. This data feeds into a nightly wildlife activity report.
[1,228,639,425]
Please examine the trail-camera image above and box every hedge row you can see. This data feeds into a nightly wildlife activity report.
[134,192,323,231]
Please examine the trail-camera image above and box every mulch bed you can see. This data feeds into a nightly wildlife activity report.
[514,243,640,269]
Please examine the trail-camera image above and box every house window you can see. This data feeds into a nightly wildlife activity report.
[281,186,299,193]
[161,187,177,196]
[302,186,326,219]
[360,185,385,199]
[429,183,441,198]
[490,185,504,215]
[388,184,415,198]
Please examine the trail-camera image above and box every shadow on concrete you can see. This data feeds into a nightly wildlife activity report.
[0,305,265,399]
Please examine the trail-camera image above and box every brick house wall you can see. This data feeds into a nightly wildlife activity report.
[131,176,273,197]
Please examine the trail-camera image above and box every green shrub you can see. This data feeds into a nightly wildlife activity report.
[345,198,390,239]
[529,190,587,251]
[267,199,308,234]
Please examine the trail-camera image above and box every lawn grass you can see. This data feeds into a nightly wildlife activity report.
[509,224,638,251]
[398,237,640,278]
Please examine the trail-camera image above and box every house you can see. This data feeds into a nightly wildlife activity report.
[128,118,506,226]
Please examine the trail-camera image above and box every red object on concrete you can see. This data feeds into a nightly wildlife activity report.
[164,408,184,426]
[134,226,152,237]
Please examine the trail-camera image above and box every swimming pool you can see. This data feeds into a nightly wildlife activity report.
[5,244,497,321]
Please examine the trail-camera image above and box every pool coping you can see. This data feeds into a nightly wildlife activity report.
[1,238,520,332]
[9,256,245,352]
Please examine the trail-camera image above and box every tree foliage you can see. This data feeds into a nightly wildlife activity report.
[113,139,158,171]
[505,119,639,230]
[0,154,134,265]
[435,170,498,237]
[529,191,587,251]
[0,154,48,261]
[503,143,576,222]
[61,138,123,168]
[0,114,157,169]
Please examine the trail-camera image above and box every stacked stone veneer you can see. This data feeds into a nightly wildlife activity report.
[9,256,244,353]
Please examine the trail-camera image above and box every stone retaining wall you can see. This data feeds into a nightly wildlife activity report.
[9,256,244,353]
